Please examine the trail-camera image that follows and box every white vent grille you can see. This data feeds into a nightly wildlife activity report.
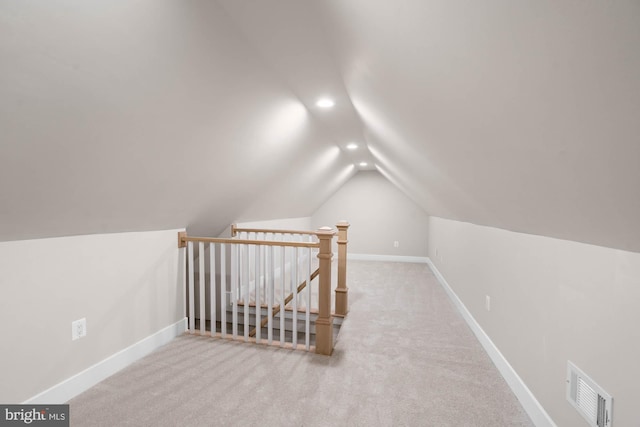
[567,361,613,427]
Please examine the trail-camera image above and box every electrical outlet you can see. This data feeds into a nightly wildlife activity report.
[393,241,399,248]
[485,296,491,312]
[72,318,87,341]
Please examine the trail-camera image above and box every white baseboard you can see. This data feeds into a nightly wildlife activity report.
[425,259,556,427]
[24,317,187,404]
[346,253,428,263]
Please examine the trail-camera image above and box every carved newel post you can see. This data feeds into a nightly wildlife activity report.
[335,221,350,316]
[315,226,336,355]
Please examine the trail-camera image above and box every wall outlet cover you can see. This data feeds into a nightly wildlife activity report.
[72,318,87,340]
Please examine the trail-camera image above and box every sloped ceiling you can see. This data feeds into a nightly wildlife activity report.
[320,0,640,252]
[0,1,356,241]
[2,1,639,252]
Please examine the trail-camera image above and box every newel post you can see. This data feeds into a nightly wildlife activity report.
[178,231,187,248]
[315,226,336,355]
[335,221,350,316]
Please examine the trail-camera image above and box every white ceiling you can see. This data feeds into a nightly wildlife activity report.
[1,1,639,252]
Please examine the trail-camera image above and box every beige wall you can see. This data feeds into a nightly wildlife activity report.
[312,171,429,257]
[0,229,184,403]
[428,216,640,426]
[236,217,312,232]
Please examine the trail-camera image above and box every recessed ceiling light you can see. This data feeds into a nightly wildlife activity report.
[346,143,358,150]
[316,98,335,108]
[359,162,368,167]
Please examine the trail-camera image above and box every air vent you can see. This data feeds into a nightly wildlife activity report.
[567,361,613,427]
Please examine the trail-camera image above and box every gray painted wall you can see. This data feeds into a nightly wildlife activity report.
[312,171,429,257]
[428,216,640,426]
[236,217,312,232]
[0,229,184,403]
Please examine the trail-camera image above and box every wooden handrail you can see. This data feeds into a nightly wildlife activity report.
[178,232,319,249]
[249,267,320,337]
[231,224,318,237]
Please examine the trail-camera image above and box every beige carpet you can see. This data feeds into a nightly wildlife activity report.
[69,261,533,426]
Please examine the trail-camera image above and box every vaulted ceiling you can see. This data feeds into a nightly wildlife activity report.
[1,1,639,252]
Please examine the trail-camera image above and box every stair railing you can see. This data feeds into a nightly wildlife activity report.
[249,267,320,338]
[232,221,350,318]
[178,226,337,355]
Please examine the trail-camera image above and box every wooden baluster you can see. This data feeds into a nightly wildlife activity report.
[312,234,319,311]
[232,244,238,339]
[267,245,273,345]
[296,234,302,308]
[292,247,298,349]
[255,243,261,343]
[199,242,206,334]
[248,241,253,304]
[261,234,266,306]
[315,226,336,355]
[220,243,226,337]
[238,244,243,312]
[188,242,195,334]
[280,246,285,347]
[335,221,350,317]
[209,242,216,336]
[305,247,311,351]
[178,232,187,328]
[244,244,250,342]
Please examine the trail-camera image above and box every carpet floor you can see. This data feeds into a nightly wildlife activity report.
[69,261,533,426]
